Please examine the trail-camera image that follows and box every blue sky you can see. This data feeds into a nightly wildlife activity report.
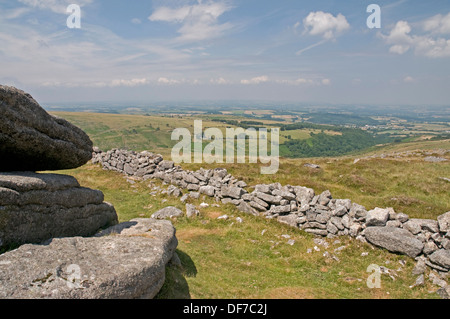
[1,0,450,106]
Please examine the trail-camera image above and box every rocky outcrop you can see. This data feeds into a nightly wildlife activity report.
[0,218,177,299]
[93,148,450,276]
[0,172,118,248]
[0,86,178,299]
[0,85,93,171]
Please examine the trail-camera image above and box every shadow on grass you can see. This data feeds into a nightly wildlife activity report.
[155,249,197,299]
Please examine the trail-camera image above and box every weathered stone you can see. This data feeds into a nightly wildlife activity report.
[159,160,174,171]
[0,85,93,171]
[428,249,450,269]
[185,204,199,218]
[236,201,258,216]
[423,241,439,255]
[349,203,367,219]
[254,192,282,205]
[277,215,300,228]
[303,222,327,230]
[335,199,351,212]
[272,189,296,201]
[396,213,409,223]
[254,184,271,194]
[292,186,315,205]
[330,217,345,231]
[199,185,215,197]
[304,229,328,236]
[221,186,245,199]
[366,207,390,227]
[349,223,362,237]
[182,173,199,185]
[412,257,427,275]
[386,220,402,228]
[0,172,118,248]
[316,211,332,224]
[318,190,332,206]
[0,218,177,299]
[438,212,450,233]
[304,163,320,169]
[326,222,339,235]
[437,286,450,300]
[340,214,349,229]
[186,183,200,191]
[404,219,440,235]
[270,205,291,215]
[151,207,183,219]
[364,227,424,258]
[333,205,348,217]
[221,198,240,206]
[249,200,267,212]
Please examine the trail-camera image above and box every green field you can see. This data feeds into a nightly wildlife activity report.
[50,111,450,299]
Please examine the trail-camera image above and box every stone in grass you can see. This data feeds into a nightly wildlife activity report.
[151,206,183,219]
[185,204,199,218]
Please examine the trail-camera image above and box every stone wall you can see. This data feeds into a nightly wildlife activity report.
[92,148,450,276]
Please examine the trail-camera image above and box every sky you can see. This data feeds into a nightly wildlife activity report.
[1,0,450,107]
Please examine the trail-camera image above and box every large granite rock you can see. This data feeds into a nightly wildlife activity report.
[0,218,177,299]
[0,172,118,248]
[364,227,424,258]
[0,85,93,171]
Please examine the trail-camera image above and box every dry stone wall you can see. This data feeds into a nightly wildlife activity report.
[93,148,450,276]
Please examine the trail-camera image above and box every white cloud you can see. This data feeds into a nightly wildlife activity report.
[210,77,230,85]
[276,77,330,86]
[111,78,148,87]
[158,77,180,85]
[17,0,93,14]
[403,76,415,83]
[131,18,142,25]
[241,75,269,85]
[1,7,31,19]
[381,18,450,58]
[302,11,350,40]
[423,13,450,35]
[149,0,233,42]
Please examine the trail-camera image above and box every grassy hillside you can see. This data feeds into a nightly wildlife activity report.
[59,163,443,299]
[50,111,449,299]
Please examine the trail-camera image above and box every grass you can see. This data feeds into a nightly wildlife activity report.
[49,112,449,299]
[57,162,445,299]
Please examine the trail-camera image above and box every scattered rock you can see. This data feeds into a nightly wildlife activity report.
[185,204,199,218]
[151,207,183,219]
[304,163,320,169]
